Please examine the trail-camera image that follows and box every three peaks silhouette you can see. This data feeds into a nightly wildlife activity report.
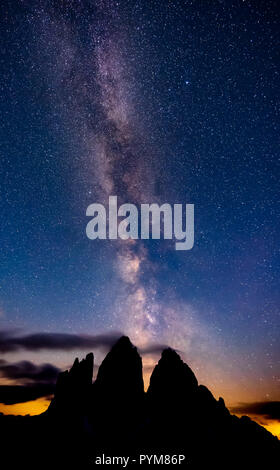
[1,336,279,467]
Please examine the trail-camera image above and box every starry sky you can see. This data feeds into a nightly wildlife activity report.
[0,0,279,435]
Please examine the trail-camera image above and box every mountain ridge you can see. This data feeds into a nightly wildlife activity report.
[1,335,279,467]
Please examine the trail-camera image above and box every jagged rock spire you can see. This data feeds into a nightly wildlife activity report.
[48,352,93,416]
[44,335,279,468]
[148,347,198,397]
[94,336,144,395]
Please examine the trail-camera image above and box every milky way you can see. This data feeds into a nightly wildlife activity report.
[30,0,202,352]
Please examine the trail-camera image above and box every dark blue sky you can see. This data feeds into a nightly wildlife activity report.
[0,0,279,410]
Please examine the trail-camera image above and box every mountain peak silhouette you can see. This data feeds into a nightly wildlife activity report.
[1,335,279,467]
[92,335,144,443]
[148,347,198,396]
[47,350,93,416]
[94,335,143,391]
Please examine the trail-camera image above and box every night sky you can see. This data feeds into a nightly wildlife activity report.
[0,0,279,436]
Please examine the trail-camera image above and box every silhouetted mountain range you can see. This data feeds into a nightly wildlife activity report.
[1,336,279,467]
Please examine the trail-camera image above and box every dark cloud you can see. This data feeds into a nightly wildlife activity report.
[0,330,123,353]
[230,401,280,421]
[0,330,169,357]
[0,361,60,384]
[0,384,54,405]
[0,359,60,405]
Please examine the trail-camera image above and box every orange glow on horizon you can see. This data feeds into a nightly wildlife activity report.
[0,398,279,441]
[0,398,51,416]
[262,421,280,440]
[233,413,280,440]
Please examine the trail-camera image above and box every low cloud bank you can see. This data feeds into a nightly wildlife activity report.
[230,401,280,421]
